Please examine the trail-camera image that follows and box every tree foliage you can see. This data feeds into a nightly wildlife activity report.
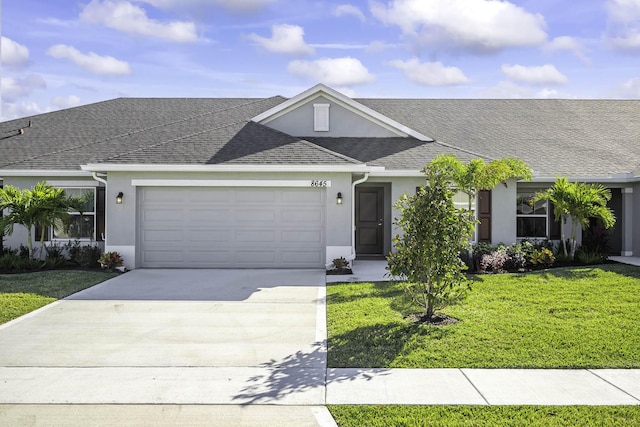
[0,182,80,257]
[430,154,532,212]
[386,161,476,321]
[534,176,615,259]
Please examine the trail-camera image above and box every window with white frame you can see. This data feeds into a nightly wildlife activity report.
[52,188,96,240]
[453,191,478,242]
[516,191,548,238]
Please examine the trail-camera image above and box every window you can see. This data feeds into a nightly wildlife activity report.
[516,192,548,238]
[52,188,96,240]
[313,103,330,131]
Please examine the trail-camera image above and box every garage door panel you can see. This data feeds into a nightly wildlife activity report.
[282,230,322,243]
[281,209,323,223]
[144,209,184,221]
[144,229,184,243]
[281,190,323,203]
[236,190,276,202]
[139,187,325,268]
[235,230,275,243]
[188,230,230,242]
[190,208,230,222]
[235,209,276,222]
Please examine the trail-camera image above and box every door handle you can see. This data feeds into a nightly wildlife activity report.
[377,219,383,226]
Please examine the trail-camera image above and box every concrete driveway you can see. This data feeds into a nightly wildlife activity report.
[0,269,335,426]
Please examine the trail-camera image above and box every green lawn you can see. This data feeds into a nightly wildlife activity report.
[0,270,119,324]
[327,264,640,368]
[328,405,640,427]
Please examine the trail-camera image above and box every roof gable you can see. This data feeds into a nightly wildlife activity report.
[251,84,433,142]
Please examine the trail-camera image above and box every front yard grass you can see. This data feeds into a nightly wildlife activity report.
[328,405,640,427]
[327,264,640,368]
[0,270,119,324]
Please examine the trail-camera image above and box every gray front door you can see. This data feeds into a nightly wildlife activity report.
[355,186,384,255]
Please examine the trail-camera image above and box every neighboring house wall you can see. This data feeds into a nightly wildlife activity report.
[632,183,639,256]
[265,96,399,138]
[1,176,102,252]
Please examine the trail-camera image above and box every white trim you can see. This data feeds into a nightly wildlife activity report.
[47,180,100,187]
[622,187,633,194]
[622,251,634,256]
[131,179,332,188]
[369,169,424,177]
[82,163,382,173]
[251,83,434,142]
[0,170,93,177]
[529,176,639,184]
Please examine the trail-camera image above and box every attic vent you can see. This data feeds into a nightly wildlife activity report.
[313,103,330,132]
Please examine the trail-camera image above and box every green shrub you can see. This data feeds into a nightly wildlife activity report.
[78,245,102,269]
[0,250,42,272]
[576,249,608,265]
[530,247,555,268]
[98,251,123,269]
[63,240,82,264]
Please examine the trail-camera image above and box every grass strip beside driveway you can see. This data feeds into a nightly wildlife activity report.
[0,270,119,324]
[328,405,640,427]
[327,264,640,368]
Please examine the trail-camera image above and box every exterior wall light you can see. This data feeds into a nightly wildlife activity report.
[116,192,124,204]
[336,192,343,205]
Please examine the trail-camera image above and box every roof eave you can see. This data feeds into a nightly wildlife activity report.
[81,163,384,173]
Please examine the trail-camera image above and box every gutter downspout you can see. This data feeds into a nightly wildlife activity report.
[91,172,108,242]
[350,172,369,262]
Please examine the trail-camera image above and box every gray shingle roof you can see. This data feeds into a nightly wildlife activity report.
[1,95,639,179]
[357,98,640,177]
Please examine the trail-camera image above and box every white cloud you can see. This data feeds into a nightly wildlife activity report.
[605,0,640,50]
[370,0,547,53]
[501,64,568,85]
[333,4,366,22]
[287,57,375,86]
[51,95,83,109]
[1,37,30,69]
[606,0,640,23]
[388,58,469,86]
[544,36,589,63]
[1,75,47,103]
[1,101,45,121]
[248,24,314,55]
[47,44,132,75]
[138,0,276,13]
[611,77,640,97]
[80,0,198,42]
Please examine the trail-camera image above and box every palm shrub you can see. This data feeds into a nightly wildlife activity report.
[387,161,476,321]
[534,177,615,260]
[0,183,79,258]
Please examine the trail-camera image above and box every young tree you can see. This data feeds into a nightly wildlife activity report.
[0,182,77,258]
[386,161,476,322]
[431,154,532,214]
[534,177,615,259]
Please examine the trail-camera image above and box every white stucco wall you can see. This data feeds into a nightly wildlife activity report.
[265,96,399,138]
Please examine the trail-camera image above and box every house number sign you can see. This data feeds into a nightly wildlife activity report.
[310,180,330,188]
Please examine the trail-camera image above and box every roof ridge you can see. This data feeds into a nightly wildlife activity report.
[0,97,280,169]
[102,120,249,162]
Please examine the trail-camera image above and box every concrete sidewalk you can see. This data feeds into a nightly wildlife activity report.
[326,368,640,405]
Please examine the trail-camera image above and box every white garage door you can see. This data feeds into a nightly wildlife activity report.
[138,187,326,268]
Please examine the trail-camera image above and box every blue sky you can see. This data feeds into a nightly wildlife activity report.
[2,0,640,120]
